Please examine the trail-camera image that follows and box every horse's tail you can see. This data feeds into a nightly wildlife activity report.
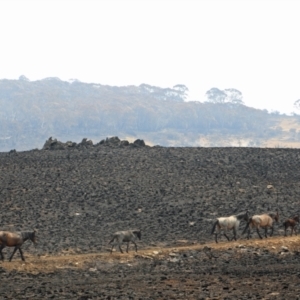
[0,232,8,244]
[242,217,252,235]
[211,220,219,235]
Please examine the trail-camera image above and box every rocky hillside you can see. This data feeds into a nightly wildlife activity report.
[1,137,299,256]
[1,139,300,298]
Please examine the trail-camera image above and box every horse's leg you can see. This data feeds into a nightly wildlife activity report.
[132,241,138,252]
[9,246,19,262]
[284,226,287,237]
[247,228,251,240]
[126,242,130,253]
[223,232,230,241]
[232,227,237,241]
[291,226,294,236]
[215,233,218,243]
[110,244,114,254]
[269,226,274,237]
[18,248,25,261]
[256,228,263,239]
[264,227,268,238]
[118,243,123,254]
[0,245,4,261]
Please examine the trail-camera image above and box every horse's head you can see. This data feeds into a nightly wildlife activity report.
[133,230,141,240]
[0,231,8,243]
[272,209,279,223]
[236,211,249,222]
[294,215,300,222]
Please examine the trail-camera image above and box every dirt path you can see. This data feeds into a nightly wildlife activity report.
[2,235,299,273]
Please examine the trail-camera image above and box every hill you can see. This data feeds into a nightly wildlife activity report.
[0,142,300,297]
[1,76,300,151]
[1,139,300,253]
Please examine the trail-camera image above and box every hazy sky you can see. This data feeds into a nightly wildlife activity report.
[1,0,300,114]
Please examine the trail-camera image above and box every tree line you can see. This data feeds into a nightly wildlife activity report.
[0,77,296,151]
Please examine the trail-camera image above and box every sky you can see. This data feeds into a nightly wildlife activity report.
[1,0,300,115]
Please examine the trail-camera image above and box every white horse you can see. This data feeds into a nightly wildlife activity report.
[109,230,141,253]
[211,211,249,243]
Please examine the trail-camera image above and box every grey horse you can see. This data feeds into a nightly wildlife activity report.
[109,230,141,253]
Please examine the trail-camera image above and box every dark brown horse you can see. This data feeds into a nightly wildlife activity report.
[0,231,36,261]
[283,215,299,236]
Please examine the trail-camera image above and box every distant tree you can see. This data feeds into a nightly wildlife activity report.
[270,110,280,115]
[205,87,244,104]
[19,75,29,81]
[224,88,244,104]
[293,99,300,111]
[173,84,189,101]
[138,84,187,102]
[205,88,227,103]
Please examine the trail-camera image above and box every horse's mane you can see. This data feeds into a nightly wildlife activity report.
[20,231,35,239]
[235,211,248,219]
[267,211,277,217]
[235,211,247,216]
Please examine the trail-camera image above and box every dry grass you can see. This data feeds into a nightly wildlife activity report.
[278,118,300,132]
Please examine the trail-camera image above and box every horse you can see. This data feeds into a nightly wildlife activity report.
[211,211,249,243]
[109,229,141,254]
[283,215,299,236]
[242,210,279,239]
[0,230,36,261]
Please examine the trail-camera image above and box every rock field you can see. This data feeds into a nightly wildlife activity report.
[0,137,300,299]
